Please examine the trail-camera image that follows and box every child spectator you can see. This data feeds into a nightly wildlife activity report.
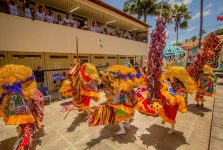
[8,0,19,16]
[45,10,54,23]
[24,3,32,19]
[56,15,63,25]
[63,14,70,26]
[36,5,45,21]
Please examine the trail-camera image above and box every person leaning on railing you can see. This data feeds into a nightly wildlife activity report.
[8,0,19,16]
[36,5,45,21]
[63,14,71,26]
[45,10,54,23]
[3,1,146,42]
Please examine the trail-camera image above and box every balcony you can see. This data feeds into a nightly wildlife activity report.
[0,12,148,56]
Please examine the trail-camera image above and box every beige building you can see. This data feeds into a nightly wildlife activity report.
[0,0,150,91]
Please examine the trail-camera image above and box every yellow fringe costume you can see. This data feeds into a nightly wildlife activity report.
[159,66,196,124]
[60,60,100,110]
[0,64,44,150]
[88,64,139,126]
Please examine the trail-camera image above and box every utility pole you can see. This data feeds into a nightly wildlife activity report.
[198,0,203,48]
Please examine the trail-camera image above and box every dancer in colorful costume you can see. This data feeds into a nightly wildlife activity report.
[159,66,196,133]
[0,65,44,150]
[136,16,197,134]
[88,64,138,134]
[60,59,100,116]
[187,33,222,107]
[195,65,215,107]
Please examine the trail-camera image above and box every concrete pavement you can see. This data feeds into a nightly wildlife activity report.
[0,82,222,150]
[209,79,223,150]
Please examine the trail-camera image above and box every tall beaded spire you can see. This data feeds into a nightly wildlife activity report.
[147,16,166,101]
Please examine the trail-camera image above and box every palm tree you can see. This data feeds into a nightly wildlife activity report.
[171,4,191,44]
[123,0,170,23]
[190,35,198,47]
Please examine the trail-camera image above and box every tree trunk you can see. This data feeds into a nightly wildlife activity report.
[144,14,147,23]
[198,0,203,48]
[176,27,179,44]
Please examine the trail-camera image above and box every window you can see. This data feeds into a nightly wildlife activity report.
[119,57,126,59]
[107,56,116,59]
[50,55,68,58]
[12,54,41,58]
[94,56,105,59]
[74,56,89,58]
[0,54,4,59]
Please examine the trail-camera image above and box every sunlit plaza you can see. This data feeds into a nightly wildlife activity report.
[0,0,223,150]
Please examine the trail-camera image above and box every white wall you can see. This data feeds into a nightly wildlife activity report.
[0,13,148,56]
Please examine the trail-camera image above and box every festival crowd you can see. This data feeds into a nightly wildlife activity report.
[0,0,148,42]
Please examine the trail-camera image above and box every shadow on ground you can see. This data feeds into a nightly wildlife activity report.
[0,126,46,150]
[32,126,46,150]
[0,136,17,150]
[60,100,73,106]
[85,124,138,149]
[140,124,187,150]
[67,112,87,132]
[187,104,212,117]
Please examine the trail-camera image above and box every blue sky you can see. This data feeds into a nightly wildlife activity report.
[103,0,223,44]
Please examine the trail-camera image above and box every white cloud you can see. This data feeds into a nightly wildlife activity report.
[191,9,212,20]
[168,0,193,5]
[205,3,213,9]
[187,27,195,32]
[170,40,176,45]
[182,0,193,5]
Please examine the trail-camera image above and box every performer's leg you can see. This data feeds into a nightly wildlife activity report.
[124,119,131,129]
[195,92,201,106]
[84,108,91,119]
[201,97,204,108]
[116,121,126,135]
[167,124,175,134]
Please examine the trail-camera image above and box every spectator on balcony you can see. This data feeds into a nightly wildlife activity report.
[36,5,45,21]
[81,20,88,30]
[45,10,54,23]
[63,14,70,26]
[91,21,98,32]
[56,14,63,25]
[103,28,108,35]
[70,16,78,28]
[97,23,103,33]
[18,0,24,17]
[8,0,19,16]
[24,3,32,19]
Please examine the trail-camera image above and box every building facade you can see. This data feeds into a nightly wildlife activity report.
[0,0,150,91]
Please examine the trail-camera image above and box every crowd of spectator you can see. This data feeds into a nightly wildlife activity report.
[1,0,148,42]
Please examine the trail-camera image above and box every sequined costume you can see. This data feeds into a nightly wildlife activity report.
[159,66,196,124]
[60,60,100,112]
[0,65,44,150]
[195,65,215,102]
[88,64,138,126]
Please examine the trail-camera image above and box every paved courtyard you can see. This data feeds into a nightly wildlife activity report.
[1,79,223,150]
